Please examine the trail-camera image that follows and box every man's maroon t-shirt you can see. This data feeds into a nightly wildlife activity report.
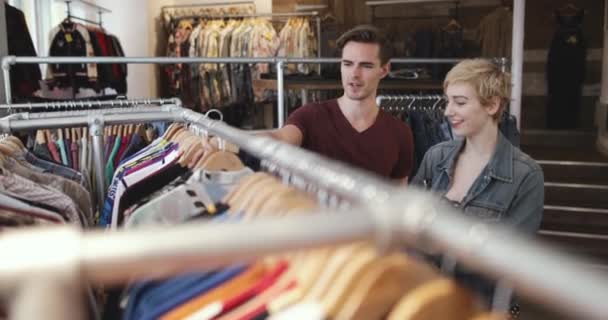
[285,99,414,179]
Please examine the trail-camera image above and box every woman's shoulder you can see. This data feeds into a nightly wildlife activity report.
[511,146,543,174]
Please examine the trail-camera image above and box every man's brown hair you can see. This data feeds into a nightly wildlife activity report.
[336,25,393,65]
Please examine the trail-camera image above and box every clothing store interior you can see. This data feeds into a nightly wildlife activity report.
[0,0,607,319]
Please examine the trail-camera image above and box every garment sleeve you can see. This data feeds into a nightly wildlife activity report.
[391,124,414,179]
[504,168,545,234]
[411,146,435,188]
[285,104,315,140]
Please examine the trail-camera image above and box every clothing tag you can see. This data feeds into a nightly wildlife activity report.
[65,34,73,43]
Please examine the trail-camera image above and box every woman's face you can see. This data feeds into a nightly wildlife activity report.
[444,82,499,138]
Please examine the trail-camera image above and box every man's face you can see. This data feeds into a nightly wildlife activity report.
[340,41,389,101]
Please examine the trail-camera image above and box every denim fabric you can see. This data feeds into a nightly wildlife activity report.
[412,132,544,304]
[24,151,88,189]
[499,113,520,147]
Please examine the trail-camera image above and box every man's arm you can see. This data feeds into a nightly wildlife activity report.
[262,124,304,146]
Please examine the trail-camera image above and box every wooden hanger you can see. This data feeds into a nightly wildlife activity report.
[301,242,369,304]
[83,127,89,141]
[199,150,244,172]
[177,135,203,167]
[247,186,299,217]
[469,313,507,320]
[233,177,282,214]
[335,254,439,320]
[163,123,184,141]
[65,127,71,141]
[319,245,380,314]
[57,128,64,140]
[387,278,483,320]
[223,172,269,204]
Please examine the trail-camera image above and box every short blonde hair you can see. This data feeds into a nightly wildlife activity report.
[443,59,512,121]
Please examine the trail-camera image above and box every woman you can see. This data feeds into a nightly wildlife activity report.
[412,58,544,312]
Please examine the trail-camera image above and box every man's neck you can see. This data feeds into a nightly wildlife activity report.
[337,95,380,131]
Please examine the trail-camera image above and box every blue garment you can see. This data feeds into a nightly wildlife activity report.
[117,134,145,165]
[124,272,214,320]
[99,142,176,227]
[23,150,89,189]
[127,265,247,320]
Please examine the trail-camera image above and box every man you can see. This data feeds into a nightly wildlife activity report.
[267,25,414,183]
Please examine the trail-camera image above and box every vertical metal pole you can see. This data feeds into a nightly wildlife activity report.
[510,0,526,131]
[0,3,8,107]
[2,61,11,105]
[316,15,322,75]
[89,119,106,212]
[597,0,608,155]
[301,89,308,105]
[277,61,285,128]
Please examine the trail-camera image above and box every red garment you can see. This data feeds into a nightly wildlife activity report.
[71,141,79,171]
[104,34,120,79]
[286,99,414,179]
[114,135,131,168]
[95,31,109,55]
[47,140,62,164]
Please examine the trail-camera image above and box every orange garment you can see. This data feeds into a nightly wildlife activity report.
[161,263,268,320]
[216,269,297,320]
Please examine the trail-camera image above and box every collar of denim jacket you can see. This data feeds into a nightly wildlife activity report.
[486,131,514,183]
[435,131,513,183]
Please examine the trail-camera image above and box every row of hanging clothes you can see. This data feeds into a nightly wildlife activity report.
[379,94,520,177]
[0,135,93,228]
[93,120,506,320]
[162,12,318,114]
[42,16,127,100]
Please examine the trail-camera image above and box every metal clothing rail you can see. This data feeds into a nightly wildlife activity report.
[376,94,445,104]
[0,98,180,111]
[0,105,608,319]
[160,1,254,12]
[1,56,504,128]
[61,0,112,27]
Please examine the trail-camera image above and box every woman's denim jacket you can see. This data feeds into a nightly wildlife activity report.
[411,132,544,305]
[412,132,544,234]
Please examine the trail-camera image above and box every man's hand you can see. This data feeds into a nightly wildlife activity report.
[262,124,304,146]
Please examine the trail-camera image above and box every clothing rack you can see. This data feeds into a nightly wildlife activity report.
[160,1,255,12]
[2,56,473,129]
[377,94,446,112]
[0,104,607,319]
[0,99,185,212]
[165,11,323,69]
[365,0,525,129]
[61,0,112,27]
